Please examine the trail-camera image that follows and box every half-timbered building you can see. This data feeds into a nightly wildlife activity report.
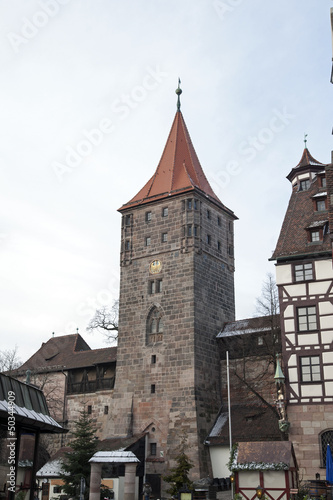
[271,147,333,479]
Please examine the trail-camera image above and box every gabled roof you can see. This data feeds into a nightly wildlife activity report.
[233,441,297,471]
[119,111,233,215]
[14,334,117,374]
[217,315,280,338]
[206,404,281,446]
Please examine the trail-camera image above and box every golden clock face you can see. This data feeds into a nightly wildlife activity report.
[149,260,162,274]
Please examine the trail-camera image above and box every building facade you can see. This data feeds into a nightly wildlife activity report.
[107,99,237,485]
[271,147,333,479]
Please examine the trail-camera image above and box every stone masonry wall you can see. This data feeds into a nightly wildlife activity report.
[288,404,333,480]
[110,191,235,484]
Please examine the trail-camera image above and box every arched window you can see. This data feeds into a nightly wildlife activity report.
[147,307,163,344]
[321,430,333,466]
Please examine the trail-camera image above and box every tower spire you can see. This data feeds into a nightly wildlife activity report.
[175,78,182,111]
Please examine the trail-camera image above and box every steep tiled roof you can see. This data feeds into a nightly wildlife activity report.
[119,111,232,213]
[15,334,117,374]
[287,147,325,182]
[271,167,330,260]
[206,404,281,446]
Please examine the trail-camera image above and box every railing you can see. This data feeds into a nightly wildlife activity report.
[67,377,115,394]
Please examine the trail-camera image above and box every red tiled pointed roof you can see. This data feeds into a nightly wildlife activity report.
[287,147,325,182]
[119,111,226,211]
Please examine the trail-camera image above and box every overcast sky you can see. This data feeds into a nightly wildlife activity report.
[0,0,332,363]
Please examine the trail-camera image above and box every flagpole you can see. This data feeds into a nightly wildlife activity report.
[226,351,233,499]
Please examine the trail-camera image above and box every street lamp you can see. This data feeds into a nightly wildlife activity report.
[256,485,264,499]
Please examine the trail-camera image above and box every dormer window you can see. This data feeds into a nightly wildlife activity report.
[322,177,327,188]
[306,220,328,243]
[316,200,326,212]
[311,231,320,242]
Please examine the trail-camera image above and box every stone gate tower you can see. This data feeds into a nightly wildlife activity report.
[108,87,237,486]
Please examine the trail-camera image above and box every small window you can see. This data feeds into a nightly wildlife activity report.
[217,241,221,251]
[187,199,192,210]
[193,226,198,237]
[311,230,320,242]
[151,355,156,364]
[87,405,92,414]
[162,207,168,217]
[156,279,162,293]
[321,431,333,466]
[125,214,131,226]
[146,211,152,222]
[217,216,221,226]
[300,356,320,382]
[104,405,109,415]
[295,263,313,282]
[194,199,198,210]
[151,384,156,394]
[300,179,310,191]
[125,240,130,251]
[162,232,168,242]
[229,221,232,232]
[150,443,157,456]
[228,245,233,256]
[207,209,211,219]
[297,306,317,331]
[258,336,264,346]
[53,486,62,494]
[316,200,326,212]
[187,225,192,237]
[149,281,156,294]
[146,236,151,246]
[207,234,211,245]
[322,177,327,188]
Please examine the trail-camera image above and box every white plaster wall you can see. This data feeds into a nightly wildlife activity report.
[264,471,285,489]
[288,367,298,383]
[276,265,292,285]
[322,331,333,343]
[209,446,230,478]
[320,316,333,330]
[284,305,294,317]
[298,333,318,345]
[315,260,333,280]
[324,365,333,380]
[301,384,322,397]
[325,381,333,396]
[309,282,331,295]
[284,319,295,333]
[323,352,333,364]
[290,383,299,396]
[285,334,295,344]
[284,284,306,296]
[319,301,333,315]
[238,471,259,488]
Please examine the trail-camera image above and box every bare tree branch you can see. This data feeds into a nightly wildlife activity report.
[0,346,21,374]
[86,300,119,343]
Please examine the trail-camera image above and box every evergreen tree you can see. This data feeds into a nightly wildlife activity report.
[60,410,98,500]
[163,450,194,496]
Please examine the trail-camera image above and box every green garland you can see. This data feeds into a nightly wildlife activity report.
[228,443,289,472]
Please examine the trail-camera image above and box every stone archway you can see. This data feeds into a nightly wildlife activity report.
[89,451,140,500]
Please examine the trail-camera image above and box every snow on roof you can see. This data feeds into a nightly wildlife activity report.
[209,412,228,437]
[306,219,328,229]
[37,458,64,478]
[217,318,272,338]
[312,191,327,198]
[89,451,140,463]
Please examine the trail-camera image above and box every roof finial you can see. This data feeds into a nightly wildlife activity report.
[304,133,308,149]
[175,78,182,111]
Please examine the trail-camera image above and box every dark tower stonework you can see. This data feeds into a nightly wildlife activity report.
[107,104,236,486]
